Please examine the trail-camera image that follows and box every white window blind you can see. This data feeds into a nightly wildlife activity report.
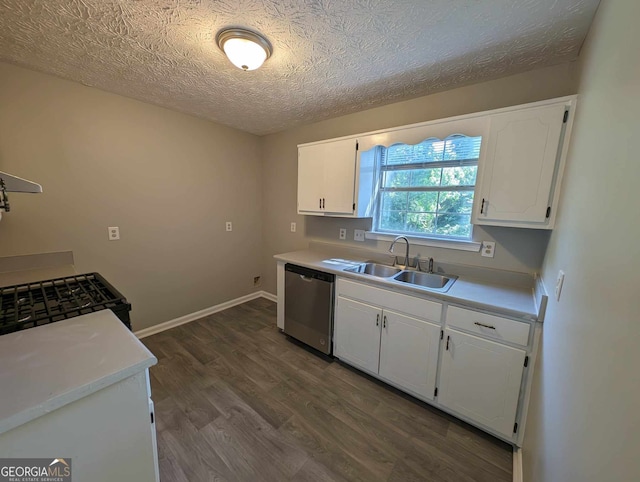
[374,134,482,239]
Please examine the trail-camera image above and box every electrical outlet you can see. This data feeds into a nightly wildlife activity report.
[481,241,495,258]
[354,229,365,242]
[225,221,232,232]
[108,226,120,241]
[290,222,296,233]
[339,228,347,240]
[555,270,565,301]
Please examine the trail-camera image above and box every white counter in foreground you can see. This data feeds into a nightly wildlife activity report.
[0,310,159,482]
[0,310,156,435]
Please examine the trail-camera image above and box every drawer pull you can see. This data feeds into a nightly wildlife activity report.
[474,322,496,330]
[376,314,379,326]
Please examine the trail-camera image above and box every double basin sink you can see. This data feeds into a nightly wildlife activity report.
[344,262,457,292]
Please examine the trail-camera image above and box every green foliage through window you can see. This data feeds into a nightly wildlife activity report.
[373,135,481,239]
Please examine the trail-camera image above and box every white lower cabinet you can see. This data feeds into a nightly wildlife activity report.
[0,370,159,482]
[334,285,442,401]
[378,309,441,400]
[438,328,526,438]
[333,277,535,444]
[334,297,382,374]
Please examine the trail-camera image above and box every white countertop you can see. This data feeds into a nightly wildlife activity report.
[275,249,542,321]
[0,310,157,435]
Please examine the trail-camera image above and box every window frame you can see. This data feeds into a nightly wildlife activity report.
[371,135,481,242]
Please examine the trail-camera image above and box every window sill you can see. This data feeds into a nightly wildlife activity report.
[365,231,482,252]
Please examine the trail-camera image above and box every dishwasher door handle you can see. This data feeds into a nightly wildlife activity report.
[299,275,314,282]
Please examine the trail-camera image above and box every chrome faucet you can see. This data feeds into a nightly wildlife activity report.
[425,257,434,274]
[389,236,411,268]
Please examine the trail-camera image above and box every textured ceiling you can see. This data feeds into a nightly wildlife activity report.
[0,0,599,135]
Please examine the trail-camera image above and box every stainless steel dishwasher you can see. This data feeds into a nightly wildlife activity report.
[284,263,335,355]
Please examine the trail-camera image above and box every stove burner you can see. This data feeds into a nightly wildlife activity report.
[0,273,131,335]
[60,287,81,297]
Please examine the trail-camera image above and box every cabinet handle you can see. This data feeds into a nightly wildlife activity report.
[376,314,379,326]
[322,198,325,209]
[474,322,496,330]
[319,198,322,209]
[383,315,387,328]
[480,198,486,214]
[446,335,450,350]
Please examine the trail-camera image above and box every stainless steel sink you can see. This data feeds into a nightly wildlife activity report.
[393,270,457,292]
[344,262,402,278]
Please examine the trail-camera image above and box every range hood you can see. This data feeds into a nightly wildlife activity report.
[0,171,43,215]
[0,171,43,193]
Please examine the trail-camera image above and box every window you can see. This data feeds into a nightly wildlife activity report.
[373,134,482,240]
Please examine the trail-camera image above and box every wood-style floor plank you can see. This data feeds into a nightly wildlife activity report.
[143,298,512,481]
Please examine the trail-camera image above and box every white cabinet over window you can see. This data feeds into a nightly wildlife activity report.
[473,99,575,229]
[297,138,359,215]
[296,96,576,232]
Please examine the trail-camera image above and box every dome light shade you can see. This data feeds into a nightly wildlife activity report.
[216,28,272,71]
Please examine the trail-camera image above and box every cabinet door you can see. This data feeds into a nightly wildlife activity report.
[322,138,358,214]
[378,309,440,401]
[334,296,382,374]
[476,103,566,225]
[297,144,324,213]
[297,138,357,215]
[438,329,526,438]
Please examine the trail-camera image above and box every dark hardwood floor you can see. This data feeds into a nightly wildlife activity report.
[142,298,513,482]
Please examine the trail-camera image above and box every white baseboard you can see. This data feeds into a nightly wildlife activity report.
[260,290,277,302]
[513,448,523,482]
[134,290,276,339]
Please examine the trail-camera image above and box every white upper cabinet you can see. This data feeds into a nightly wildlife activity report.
[473,99,575,228]
[297,96,575,225]
[297,138,358,215]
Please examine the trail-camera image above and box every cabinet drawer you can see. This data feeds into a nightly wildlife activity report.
[446,306,530,346]
[337,278,442,323]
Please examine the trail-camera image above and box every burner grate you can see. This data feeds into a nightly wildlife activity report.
[0,273,131,335]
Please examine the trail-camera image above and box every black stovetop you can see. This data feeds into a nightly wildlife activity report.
[0,273,131,335]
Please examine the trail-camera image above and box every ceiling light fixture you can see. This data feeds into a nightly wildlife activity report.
[216,28,272,71]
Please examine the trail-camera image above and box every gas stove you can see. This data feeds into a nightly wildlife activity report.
[0,273,131,335]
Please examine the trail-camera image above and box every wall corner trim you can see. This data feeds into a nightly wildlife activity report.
[513,448,523,482]
[134,290,276,339]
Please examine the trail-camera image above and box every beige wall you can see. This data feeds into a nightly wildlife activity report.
[0,62,263,331]
[0,58,583,331]
[523,1,640,481]
[261,62,580,294]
